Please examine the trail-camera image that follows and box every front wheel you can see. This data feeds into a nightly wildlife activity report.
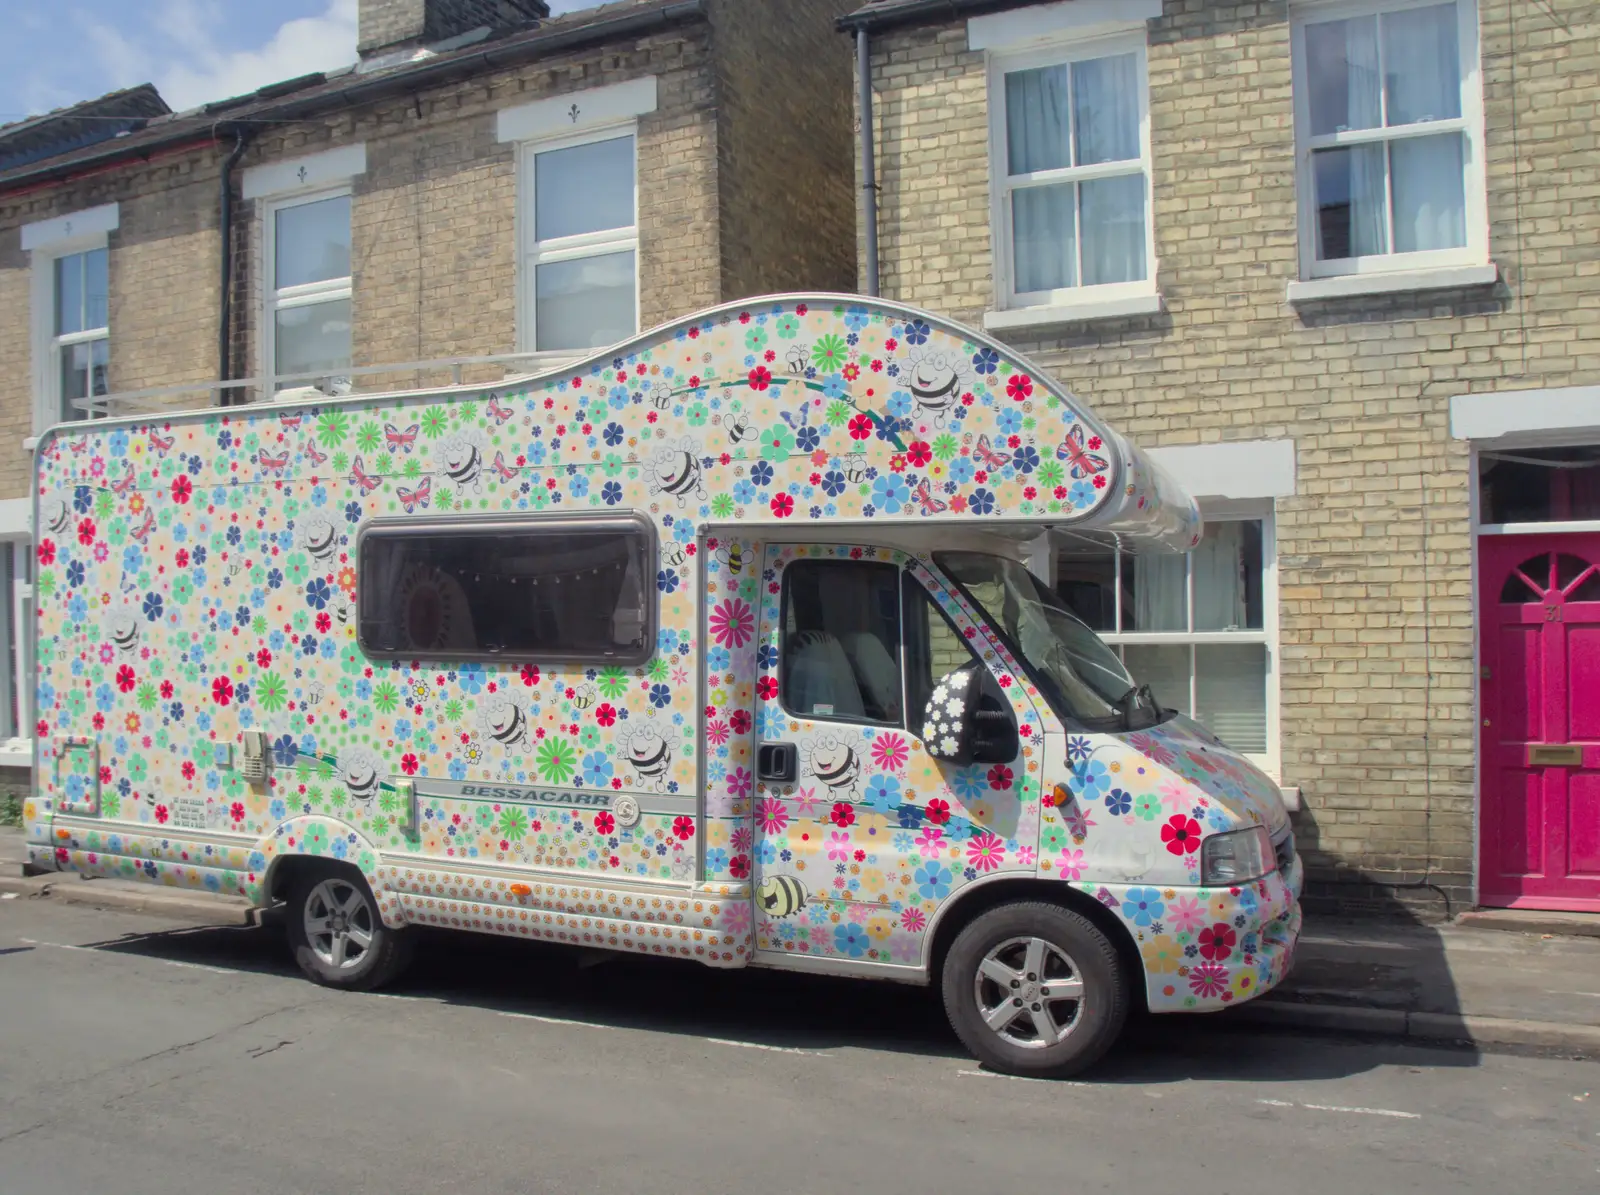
[941,901,1128,1078]
[286,868,413,991]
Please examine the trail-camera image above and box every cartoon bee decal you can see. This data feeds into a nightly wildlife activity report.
[804,733,862,801]
[41,495,71,538]
[839,453,869,484]
[720,402,759,444]
[716,539,747,576]
[480,695,532,752]
[339,748,384,805]
[439,434,484,493]
[567,684,598,712]
[757,874,808,919]
[107,610,140,658]
[650,381,673,411]
[305,681,327,710]
[648,438,706,508]
[298,514,339,563]
[903,348,972,427]
[619,720,674,792]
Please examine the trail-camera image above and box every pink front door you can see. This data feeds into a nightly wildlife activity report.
[1478,534,1600,911]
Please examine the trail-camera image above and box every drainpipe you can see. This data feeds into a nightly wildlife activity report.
[857,28,879,297]
[218,126,252,404]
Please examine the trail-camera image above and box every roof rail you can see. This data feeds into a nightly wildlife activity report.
[61,349,586,421]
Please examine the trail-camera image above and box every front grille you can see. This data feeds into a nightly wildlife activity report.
[1273,828,1296,876]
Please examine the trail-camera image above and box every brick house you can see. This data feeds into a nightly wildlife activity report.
[841,0,1600,915]
[0,0,860,789]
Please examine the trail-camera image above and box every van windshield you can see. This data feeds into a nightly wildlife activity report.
[936,551,1166,731]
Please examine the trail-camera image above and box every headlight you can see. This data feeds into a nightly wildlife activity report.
[1201,826,1275,885]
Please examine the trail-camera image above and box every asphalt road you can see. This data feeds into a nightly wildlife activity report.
[1,898,1595,1195]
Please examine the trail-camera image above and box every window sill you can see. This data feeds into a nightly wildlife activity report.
[983,292,1163,333]
[1287,264,1499,304]
[0,741,33,767]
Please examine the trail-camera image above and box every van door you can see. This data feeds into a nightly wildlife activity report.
[750,545,1040,970]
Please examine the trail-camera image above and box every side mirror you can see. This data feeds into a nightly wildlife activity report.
[922,663,984,764]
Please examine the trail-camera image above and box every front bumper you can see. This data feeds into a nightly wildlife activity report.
[1106,852,1303,1015]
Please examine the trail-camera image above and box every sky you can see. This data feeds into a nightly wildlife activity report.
[0,0,593,124]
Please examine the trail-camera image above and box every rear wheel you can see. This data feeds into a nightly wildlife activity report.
[941,901,1128,1077]
[286,868,412,991]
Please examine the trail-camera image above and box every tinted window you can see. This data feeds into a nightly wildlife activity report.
[780,560,902,725]
[358,517,654,664]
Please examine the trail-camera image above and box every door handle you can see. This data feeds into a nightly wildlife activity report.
[757,742,797,783]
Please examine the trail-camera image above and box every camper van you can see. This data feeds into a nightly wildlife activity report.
[25,294,1300,1076]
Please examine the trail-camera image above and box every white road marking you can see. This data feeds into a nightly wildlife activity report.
[701,1036,828,1057]
[956,1069,1090,1087]
[19,937,236,975]
[2,892,17,900]
[1258,1098,1420,1119]
[493,1009,828,1055]
[1548,991,1600,999]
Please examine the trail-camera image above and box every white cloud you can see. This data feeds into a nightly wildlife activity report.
[76,0,361,114]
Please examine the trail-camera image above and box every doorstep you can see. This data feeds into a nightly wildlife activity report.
[1454,908,1600,939]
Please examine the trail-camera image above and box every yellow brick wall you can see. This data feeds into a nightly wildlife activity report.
[860,0,1600,914]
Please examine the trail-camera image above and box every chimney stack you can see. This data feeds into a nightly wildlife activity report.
[358,0,550,58]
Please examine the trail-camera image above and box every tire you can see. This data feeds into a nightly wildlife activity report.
[941,901,1128,1078]
[285,867,413,991]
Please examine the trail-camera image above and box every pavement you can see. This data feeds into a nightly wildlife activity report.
[4,824,1600,1056]
[1,897,1597,1195]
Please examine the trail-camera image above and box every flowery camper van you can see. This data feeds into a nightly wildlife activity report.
[26,294,1301,1076]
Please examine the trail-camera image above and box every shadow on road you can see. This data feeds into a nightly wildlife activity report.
[77,906,1483,1084]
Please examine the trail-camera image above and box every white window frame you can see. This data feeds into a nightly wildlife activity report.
[986,29,1157,317]
[30,234,111,432]
[514,122,641,358]
[0,501,33,763]
[1083,502,1280,777]
[1290,0,1488,281]
[262,185,354,392]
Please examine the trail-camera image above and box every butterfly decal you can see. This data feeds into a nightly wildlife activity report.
[110,464,136,496]
[490,451,518,482]
[397,477,432,513]
[972,434,1009,471]
[1056,423,1109,480]
[257,448,289,475]
[129,510,155,543]
[486,396,515,425]
[350,455,381,495]
[148,430,175,457]
[779,402,814,431]
[913,479,948,515]
[385,423,419,453]
[280,412,304,430]
[303,439,328,466]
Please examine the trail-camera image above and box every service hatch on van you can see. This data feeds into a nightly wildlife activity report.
[26,294,1301,1076]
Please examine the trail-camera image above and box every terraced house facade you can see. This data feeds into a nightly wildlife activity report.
[843,0,1600,915]
[0,0,860,799]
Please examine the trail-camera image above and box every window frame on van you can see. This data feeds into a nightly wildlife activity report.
[353,511,658,667]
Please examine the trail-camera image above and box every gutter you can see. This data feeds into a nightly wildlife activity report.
[218,126,253,400]
[856,29,879,296]
[0,0,707,194]
[836,0,1040,34]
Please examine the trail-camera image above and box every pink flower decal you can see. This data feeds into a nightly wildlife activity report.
[871,732,909,772]
[967,832,1005,872]
[709,598,755,648]
[1189,961,1230,999]
[756,797,788,834]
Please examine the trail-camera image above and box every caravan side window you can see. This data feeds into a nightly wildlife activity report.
[356,515,655,665]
